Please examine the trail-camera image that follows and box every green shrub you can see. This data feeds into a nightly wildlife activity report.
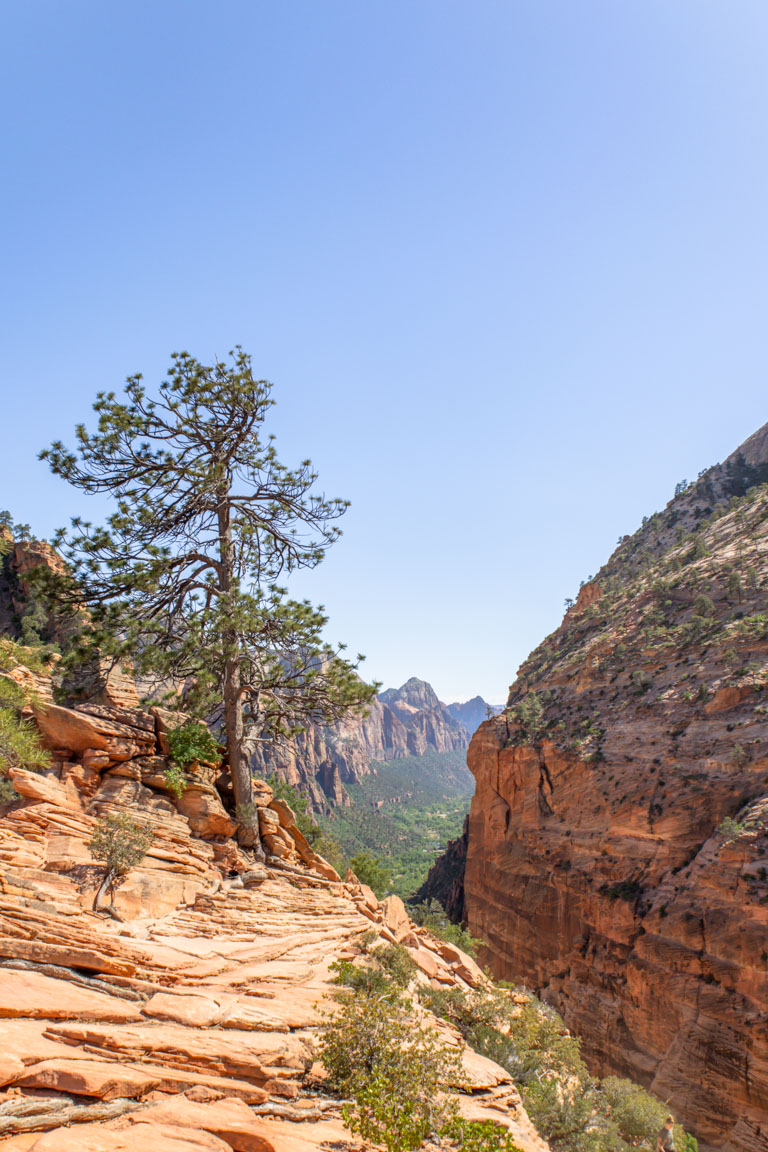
[349,851,392,897]
[373,943,417,988]
[522,1076,602,1152]
[319,985,460,1151]
[440,1116,524,1151]
[331,958,394,998]
[0,776,17,804]
[0,637,56,675]
[600,1077,668,1146]
[408,899,484,958]
[600,1078,695,1151]
[718,815,744,841]
[0,674,51,801]
[511,691,550,744]
[89,812,153,877]
[419,985,506,1039]
[163,760,188,800]
[166,719,221,766]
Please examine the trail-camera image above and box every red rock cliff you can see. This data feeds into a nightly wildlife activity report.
[464,432,768,1152]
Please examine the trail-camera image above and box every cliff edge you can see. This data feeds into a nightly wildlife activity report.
[462,425,768,1152]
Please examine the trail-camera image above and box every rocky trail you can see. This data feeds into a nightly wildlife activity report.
[0,654,545,1152]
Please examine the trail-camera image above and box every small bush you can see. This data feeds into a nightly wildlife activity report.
[718,815,744,841]
[408,898,484,958]
[331,958,394,999]
[319,986,460,1151]
[522,1076,599,1151]
[0,638,55,675]
[419,985,506,1039]
[163,760,187,799]
[601,1078,695,1152]
[511,691,549,744]
[166,719,221,767]
[601,1076,668,1146]
[89,812,153,877]
[0,674,51,799]
[0,776,17,804]
[373,943,417,988]
[440,1116,524,1151]
[349,851,392,897]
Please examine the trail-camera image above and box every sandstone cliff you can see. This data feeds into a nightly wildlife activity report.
[461,425,768,1152]
[0,646,545,1152]
[248,677,471,811]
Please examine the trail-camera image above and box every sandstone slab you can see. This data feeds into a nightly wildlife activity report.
[132,1096,278,1152]
[13,1057,161,1100]
[26,1122,232,1151]
[0,968,143,1023]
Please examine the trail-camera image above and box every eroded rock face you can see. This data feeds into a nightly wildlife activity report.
[246,679,470,810]
[462,430,768,1152]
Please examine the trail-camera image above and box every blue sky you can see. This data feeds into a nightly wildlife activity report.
[2,1,767,703]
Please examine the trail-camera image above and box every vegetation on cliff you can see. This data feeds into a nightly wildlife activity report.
[0,637,52,802]
[456,428,768,1151]
[322,934,696,1152]
[319,751,472,897]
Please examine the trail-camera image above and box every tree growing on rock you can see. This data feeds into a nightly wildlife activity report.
[89,812,153,918]
[40,349,375,853]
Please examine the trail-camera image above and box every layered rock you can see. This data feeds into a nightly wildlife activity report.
[460,426,768,1152]
[247,677,471,811]
[0,652,545,1152]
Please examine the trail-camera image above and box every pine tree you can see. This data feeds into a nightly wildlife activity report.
[41,349,375,852]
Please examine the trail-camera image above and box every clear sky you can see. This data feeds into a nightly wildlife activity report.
[2,2,768,704]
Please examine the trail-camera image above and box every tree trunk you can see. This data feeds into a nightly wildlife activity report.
[92,868,124,919]
[223,655,260,853]
[218,494,263,858]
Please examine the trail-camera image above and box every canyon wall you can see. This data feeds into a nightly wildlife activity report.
[247,676,471,810]
[463,429,768,1152]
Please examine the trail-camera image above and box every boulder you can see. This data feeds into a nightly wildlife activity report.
[242,866,268,888]
[175,785,237,840]
[380,894,410,940]
[13,1057,161,1100]
[32,703,112,756]
[7,767,81,809]
[267,797,296,828]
